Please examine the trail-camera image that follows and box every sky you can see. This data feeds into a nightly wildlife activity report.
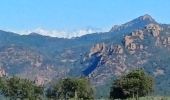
[0,0,170,37]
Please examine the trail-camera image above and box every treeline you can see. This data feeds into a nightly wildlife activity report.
[0,69,154,100]
[0,77,94,100]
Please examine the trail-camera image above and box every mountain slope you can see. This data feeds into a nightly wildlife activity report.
[0,14,170,97]
[82,21,170,97]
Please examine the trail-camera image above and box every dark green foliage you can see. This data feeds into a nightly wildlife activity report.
[46,78,94,99]
[0,76,43,100]
[110,69,154,99]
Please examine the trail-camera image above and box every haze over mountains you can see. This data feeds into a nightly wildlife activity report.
[14,27,107,38]
[0,14,170,97]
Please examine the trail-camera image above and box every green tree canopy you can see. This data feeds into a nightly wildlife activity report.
[0,76,43,100]
[46,78,94,99]
[110,69,154,100]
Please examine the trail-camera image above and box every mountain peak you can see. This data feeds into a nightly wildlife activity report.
[110,14,157,32]
[138,14,155,22]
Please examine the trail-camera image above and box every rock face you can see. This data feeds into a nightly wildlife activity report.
[112,45,124,54]
[124,36,134,47]
[146,24,161,37]
[89,43,106,56]
[124,32,144,53]
[162,37,170,46]
[131,30,144,40]
[90,43,124,55]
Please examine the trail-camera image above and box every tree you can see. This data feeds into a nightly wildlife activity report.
[46,78,94,99]
[110,69,154,100]
[1,76,43,100]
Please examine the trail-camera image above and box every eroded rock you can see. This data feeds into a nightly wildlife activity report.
[89,43,106,56]
[128,43,137,51]
[111,45,124,54]
[132,30,144,40]
[162,37,170,46]
[124,36,134,47]
[146,24,161,37]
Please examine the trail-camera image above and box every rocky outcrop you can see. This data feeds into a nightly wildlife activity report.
[115,45,124,54]
[127,43,136,51]
[146,24,161,37]
[124,35,144,53]
[84,23,167,87]
[89,43,106,56]
[0,67,6,77]
[90,43,124,56]
[131,30,144,40]
[162,37,170,46]
[124,36,134,47]
[110,45,124,54]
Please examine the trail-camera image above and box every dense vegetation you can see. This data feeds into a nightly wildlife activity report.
[0,69,155,100]
[46,78,94,99]
[110,69,154,100]
[0,77,94,100]
[0,77,43,100]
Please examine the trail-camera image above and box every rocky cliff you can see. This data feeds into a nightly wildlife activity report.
[83,21,170,95]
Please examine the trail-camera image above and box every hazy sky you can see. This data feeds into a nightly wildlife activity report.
[0,0,170,37]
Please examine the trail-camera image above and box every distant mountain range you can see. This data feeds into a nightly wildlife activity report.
[0,14,170,97]
[14,27,107,38]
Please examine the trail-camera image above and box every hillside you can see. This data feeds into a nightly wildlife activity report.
[0,14,170,97]
[82,15,170,96]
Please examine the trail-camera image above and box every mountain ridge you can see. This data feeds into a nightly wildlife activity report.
[0,14,170,97]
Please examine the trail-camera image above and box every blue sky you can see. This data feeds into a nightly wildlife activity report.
[0,0,170,37]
